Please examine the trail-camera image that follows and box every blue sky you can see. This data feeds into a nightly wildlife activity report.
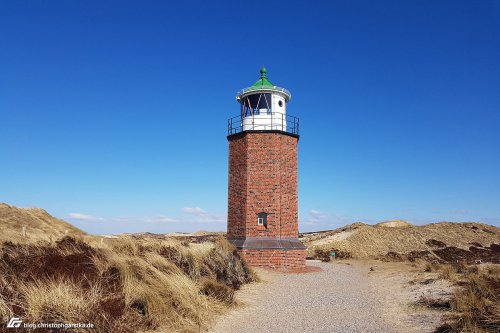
[1,1,499,234]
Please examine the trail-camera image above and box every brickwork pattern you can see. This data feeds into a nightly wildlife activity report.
[239,249,306,270]
[227,132,299,239]
[227,134,248,238]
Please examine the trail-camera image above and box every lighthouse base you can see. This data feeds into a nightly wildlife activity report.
[229,238,307,270]
[239,248,306,270]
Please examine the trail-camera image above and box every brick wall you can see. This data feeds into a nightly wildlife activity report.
[239,249,306,270]
[227,132,299,239]
[227,134,248,238]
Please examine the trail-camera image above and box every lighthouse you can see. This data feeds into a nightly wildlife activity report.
[227,67,306,270]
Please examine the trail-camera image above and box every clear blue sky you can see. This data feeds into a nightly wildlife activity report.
[1,1,499,234]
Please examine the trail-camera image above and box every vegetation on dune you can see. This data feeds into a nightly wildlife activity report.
[414,263,500,333]
[0,203,86,243]
[2,203,498,332]
[305,219,500,333]
[0,236,255,333]
[303,221,500,262]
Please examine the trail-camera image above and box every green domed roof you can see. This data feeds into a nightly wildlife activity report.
[236,67,291,102]
[251,66,274,88]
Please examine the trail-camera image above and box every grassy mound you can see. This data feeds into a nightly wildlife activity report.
[0,203,86,243]
[0,236,254,333]
[302,222,500,260]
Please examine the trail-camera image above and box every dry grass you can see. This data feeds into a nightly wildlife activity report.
[0,203,255,332]
[0,203,86,243]
[0,235,255,333]
[438,265,457,281]
[447,265,500,333]
[410,261,500,332]
[417,295,451,310]
[20,279,102,323]
[421,264,500,333]
[0,294,12,320]
[199,279,235,304]
[303,221,499,259]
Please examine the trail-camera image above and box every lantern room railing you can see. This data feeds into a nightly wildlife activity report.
[227,113,299,136]
[236,86,291,99]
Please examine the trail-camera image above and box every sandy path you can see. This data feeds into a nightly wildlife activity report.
[209,261,404,333]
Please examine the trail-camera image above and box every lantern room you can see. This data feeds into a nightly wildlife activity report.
[229,67,298,135]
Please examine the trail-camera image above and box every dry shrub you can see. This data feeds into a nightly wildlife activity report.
[0,235,255,333]
[1,238,99,287]
[439,265,457,281]
[436,264,500,333]
[17,279,135,333]
[418,263,460,280]
[20,279,101,323]
[0,295,12,322]
[408,250,437,262]
[200,278,235,304]
[313,248,352,262]
[411,258,433,271]
[420,261,440,273]
[426,239,447,248]
[384,251,405,262]
[424,263,435,272]
[417,295,451,309]
[94,242,222,331]
[203,238,254,289]
[313,249,331,262]
[121,268,212,331]
[142,252,182,275]
[188,242,215,258]
[157,243,205,280]
[483,264,500,277]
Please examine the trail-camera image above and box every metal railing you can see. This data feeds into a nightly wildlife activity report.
[227,113,299,136]
[236,86,291,99]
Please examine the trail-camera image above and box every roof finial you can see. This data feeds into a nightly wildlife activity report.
[260,66,267,78]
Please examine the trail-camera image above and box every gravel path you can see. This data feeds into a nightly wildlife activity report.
[209,261,401,333]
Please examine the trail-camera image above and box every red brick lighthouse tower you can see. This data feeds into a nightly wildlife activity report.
[227,67,306,270]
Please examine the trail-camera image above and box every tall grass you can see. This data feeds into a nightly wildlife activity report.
[429,264,500,333]
[20,279,102,324]
[448,266,499,332]
[0,235,254,333]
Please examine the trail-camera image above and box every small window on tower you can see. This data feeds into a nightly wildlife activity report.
[278,100,283,107]
[257,212,268,228]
